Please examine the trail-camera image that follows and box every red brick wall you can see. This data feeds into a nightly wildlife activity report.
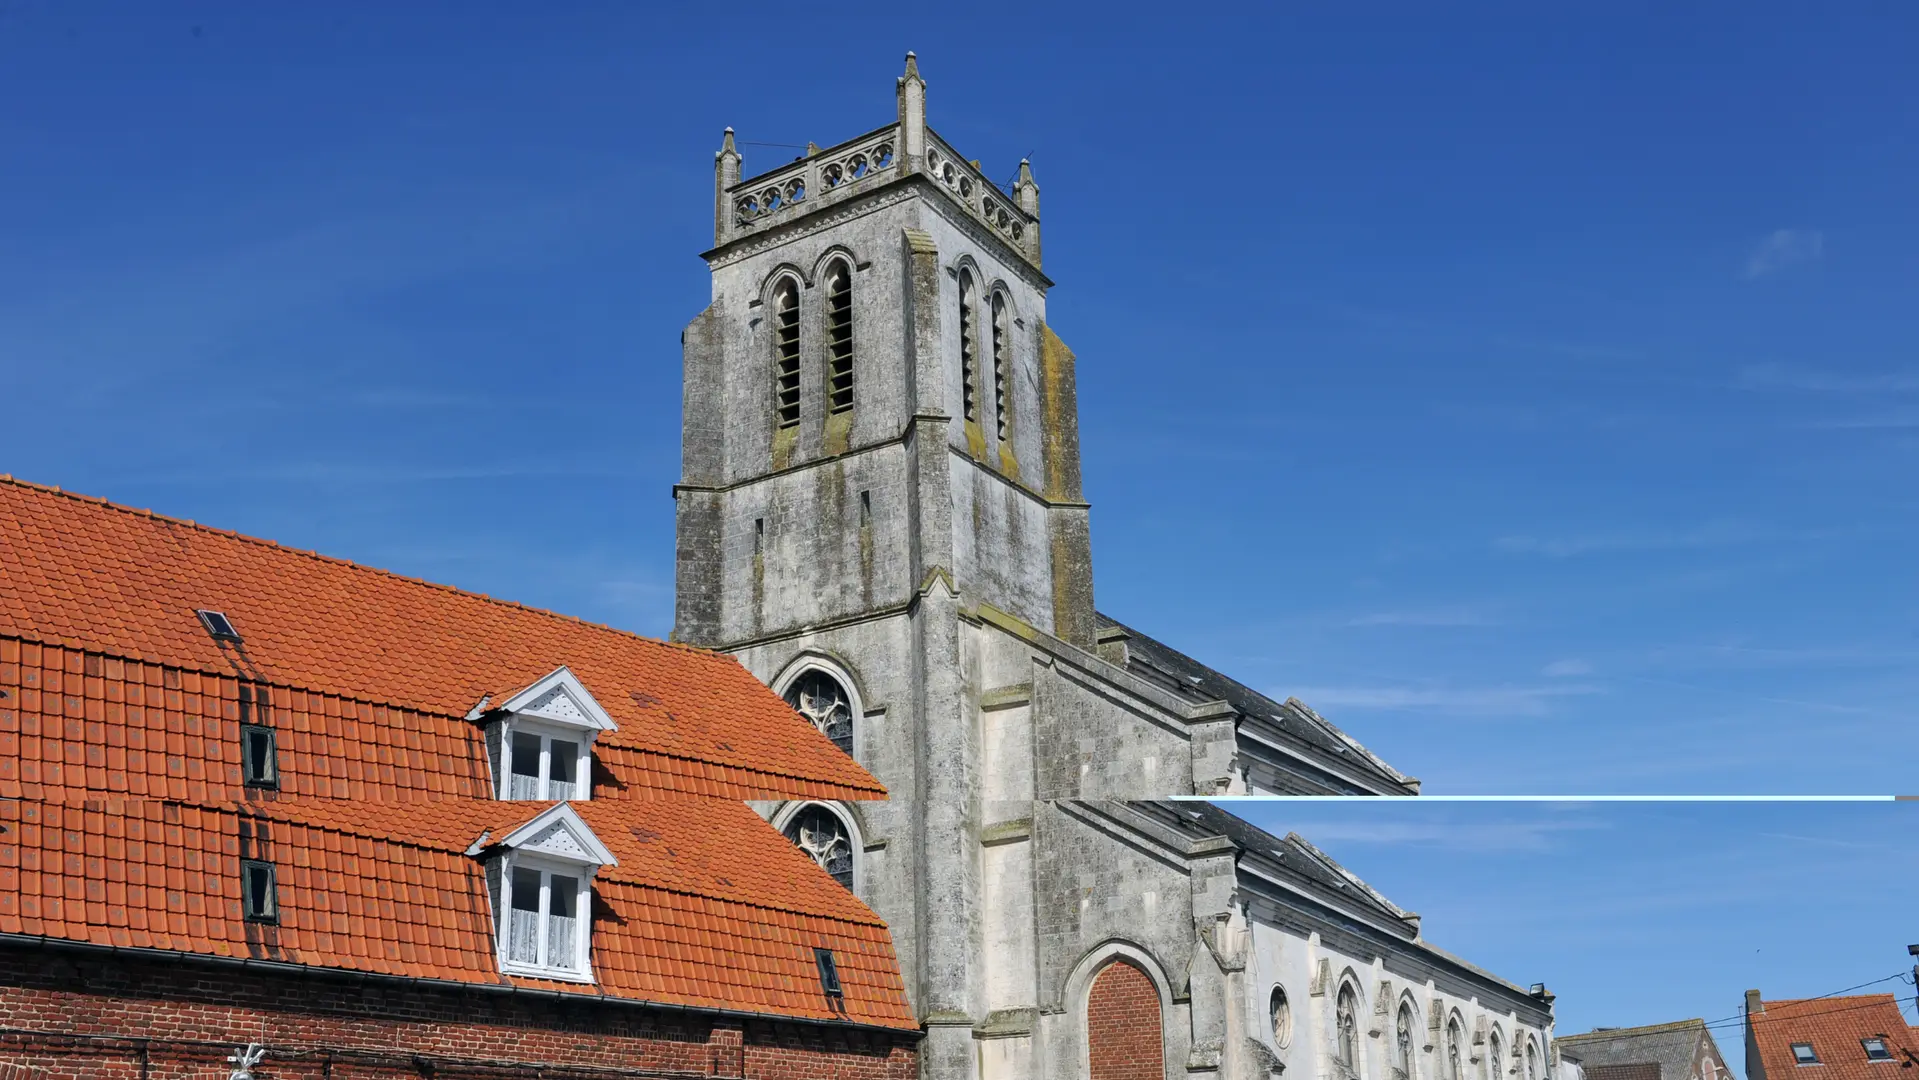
[0,946,917,1079]
[1087,959,1163,1080]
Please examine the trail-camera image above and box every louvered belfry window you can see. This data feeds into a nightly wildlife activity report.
[825,261,854,414]
[959,271,979,423]
[990,292,1010,441]
[774,277,802,428]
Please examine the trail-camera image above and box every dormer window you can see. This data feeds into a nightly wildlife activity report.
[1792,1044,1819,1066]
[508,729,583,800]
[474,802,616,984]
[477,667,617,802]
[506,864,584,974]
[1861,1039,1891,1063]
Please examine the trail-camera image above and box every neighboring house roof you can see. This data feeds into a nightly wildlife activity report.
[0,475,917,1030]
[0,476,882,801]
[1094,613,1414,793]
[1750,995,1918,1080]
[0,794,917,1029]
[1557,1019,1722,1080]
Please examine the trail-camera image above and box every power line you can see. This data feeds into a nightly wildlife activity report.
[1690,981,1918,1036]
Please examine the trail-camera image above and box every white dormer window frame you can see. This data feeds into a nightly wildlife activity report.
[477,666,618,802]
[474,802,617,984]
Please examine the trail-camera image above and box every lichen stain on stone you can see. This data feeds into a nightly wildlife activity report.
[823,409,852,457]
[771,424,798,472]
[963,418,988,461]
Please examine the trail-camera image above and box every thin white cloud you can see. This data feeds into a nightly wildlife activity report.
[1739,362,1919,394]
[1344,609,1498,628]
[1269,816,1610,855]
[1290,682,1600,718]
[1742,228,1824,279]
[1541,659,1593,677]
[1495,522,1764,557]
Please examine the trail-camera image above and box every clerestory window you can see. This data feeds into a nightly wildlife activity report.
[774,276,802,428]
[1396,1005,1416,1080]
[1336,985,1359,1074]
[825,260,854,415]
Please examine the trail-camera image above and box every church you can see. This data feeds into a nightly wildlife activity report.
[676,52,1560,1080]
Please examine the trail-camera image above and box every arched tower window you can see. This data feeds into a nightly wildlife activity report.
[824,259,854,415]
[1447,1019,1464,1080]
[1336,985,1361,1075]
[1396,1004,1417,1080]
[780,804,854,890]
[990,291,1010,441]
[1087,960,1163,1080]
[958,270,979,424]
[773,276,802,429]
[783,669,854,756]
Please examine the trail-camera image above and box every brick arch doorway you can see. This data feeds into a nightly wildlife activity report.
[1086,958,1164,1080]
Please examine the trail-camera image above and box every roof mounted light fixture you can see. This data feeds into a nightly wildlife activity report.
[196,609,241,642]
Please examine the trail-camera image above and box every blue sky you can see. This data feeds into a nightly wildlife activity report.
[2,5,1916,793]
[1228,800,1919,1078]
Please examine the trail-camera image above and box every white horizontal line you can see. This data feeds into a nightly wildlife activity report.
[1180,794,1903,803]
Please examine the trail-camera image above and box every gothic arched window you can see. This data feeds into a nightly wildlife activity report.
[958,270,980,424]
[1336,985,1360,1075]
[783,669,854,756]
[1525,1042,1539,1080]
[990,291,1010,441]
[1488,1033,1504,1080]
[1447,1019,1464,1080]
[824,259,854,415]
[772,276,802,429]
[781,804,854,890]
[1397,1004,1416,1080]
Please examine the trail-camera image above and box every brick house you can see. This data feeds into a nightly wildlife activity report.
[1745,992,1918,1080]
[0,476,920,1078]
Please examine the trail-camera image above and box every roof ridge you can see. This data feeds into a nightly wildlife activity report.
[0,474,722,661]
[1561,1019,1708,1038]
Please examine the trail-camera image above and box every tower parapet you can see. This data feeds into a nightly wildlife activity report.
[709,52,1042,270]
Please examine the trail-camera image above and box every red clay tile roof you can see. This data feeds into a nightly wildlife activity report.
[1752,995,1917,1080]
[0,476,917,1031]
[0,795,916,1029]
[0,477,882,801]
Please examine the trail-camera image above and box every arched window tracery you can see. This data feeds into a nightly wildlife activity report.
[783,669,854,756]
[1336,985,1361,1075]
[780,804,854,890]
[1397,1004,1417,1080]
[1447,1019,1464,1080]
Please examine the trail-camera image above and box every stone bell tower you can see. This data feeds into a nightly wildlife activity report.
[674,51,1093,654]
[672,51,1098,1079]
